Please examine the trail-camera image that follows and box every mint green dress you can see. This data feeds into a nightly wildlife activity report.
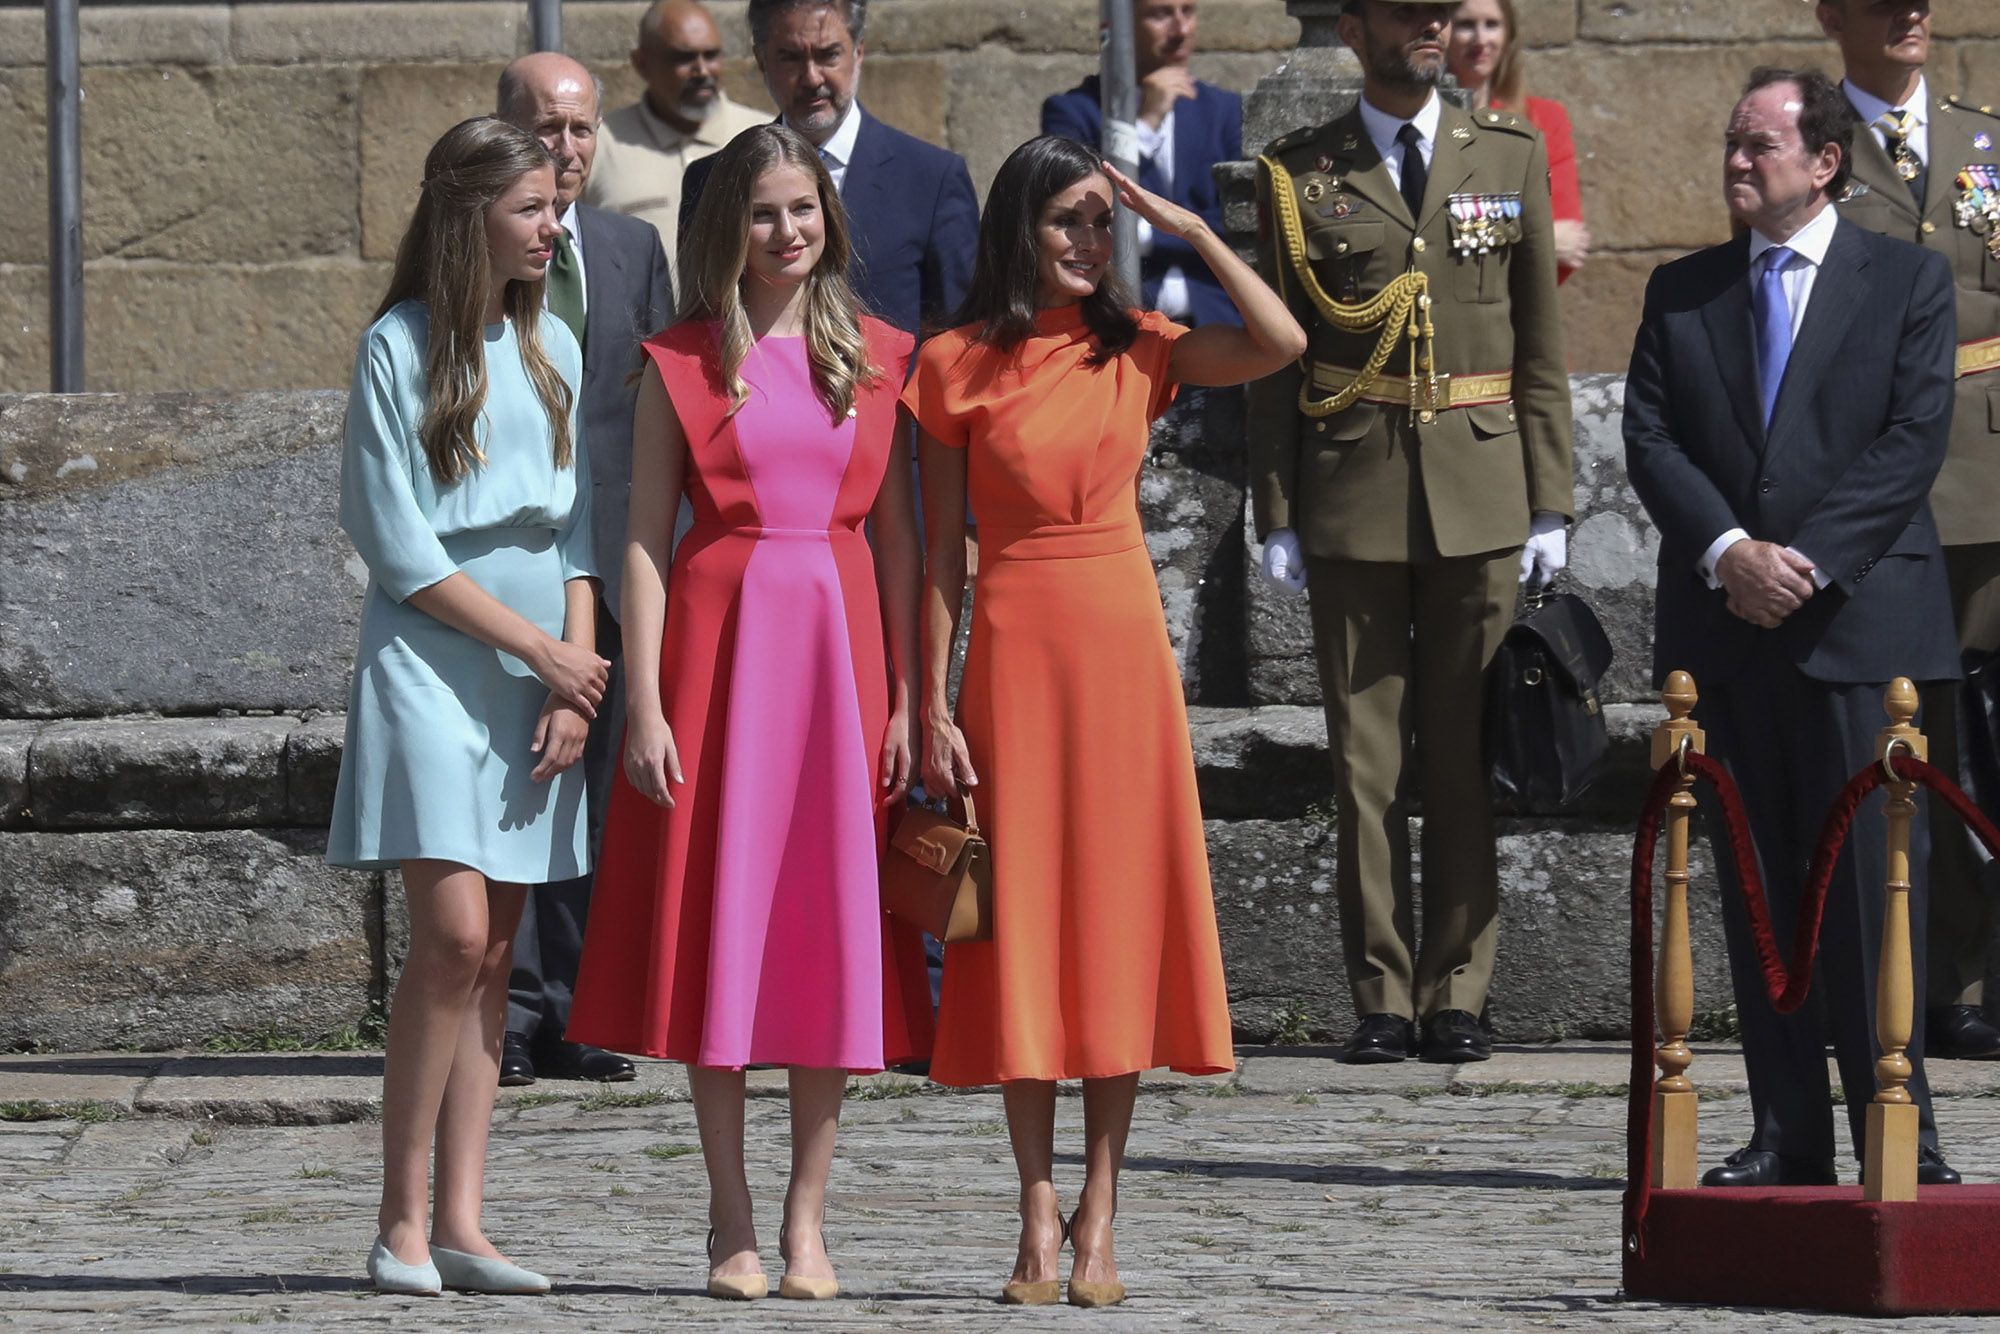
[327,301,596,882]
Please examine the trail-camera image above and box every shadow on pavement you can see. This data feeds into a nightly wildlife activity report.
[1101,1153,1623,1192]
[0,1056,383,1079]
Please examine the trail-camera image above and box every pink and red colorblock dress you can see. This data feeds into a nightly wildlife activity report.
[567,318,933,1072]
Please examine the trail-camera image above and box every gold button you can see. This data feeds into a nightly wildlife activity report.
[1923,220,1937,234]
[1486,112,1500,123]
[1419,409,1436,425]
[1413,237,1427,253]
[1336,241,1349,254]
[1315,421,1327,433]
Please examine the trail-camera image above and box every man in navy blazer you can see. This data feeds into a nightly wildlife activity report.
[1625,67,1962,1189]
[679,0,977,336]
[1041,0,1242,327]
[498,53,674,1089]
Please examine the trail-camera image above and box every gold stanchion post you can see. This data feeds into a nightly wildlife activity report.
[1865,677,1923,1203]
[1651,671,1704,1190]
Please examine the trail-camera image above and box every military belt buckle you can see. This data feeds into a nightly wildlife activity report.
[1413,373,1452,413]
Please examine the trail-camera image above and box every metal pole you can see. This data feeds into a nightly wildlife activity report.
[46,0,83,392]
[529,0,563,53]
[1099,0,1142,298]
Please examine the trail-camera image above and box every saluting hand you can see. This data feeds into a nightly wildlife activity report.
[1102,161,1204,242]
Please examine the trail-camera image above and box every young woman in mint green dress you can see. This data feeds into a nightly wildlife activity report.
[328,117,608,1298]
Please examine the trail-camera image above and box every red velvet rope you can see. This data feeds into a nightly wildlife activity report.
[1624,749,2000,1258]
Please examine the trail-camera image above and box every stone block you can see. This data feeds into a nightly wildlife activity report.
[943,51,1097,202]
[0,389,363,717]
[286,714,349,826]
[870,0,1094,56]
[1578,1,1825,43]
[1208,817,1731,1044]
[0,720,37,828]
[1566,372,1657,706]
[0,65,360,267]
[0,828,377,1052]
[0,6,231,68]
[0,259,388,393]
[1962,40,2000,96]
[231,3,524,64]
[852,56,949,147]
[1188,1,1302,53]
[28,717,294,830]
[358,62,507,262]
[1534,43,1828,253]
[1559,250,1665,377]
[1144,387,1248,704]
[1514,0,1578,47]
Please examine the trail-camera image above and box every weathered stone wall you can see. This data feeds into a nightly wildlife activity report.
[2,1,1996,391]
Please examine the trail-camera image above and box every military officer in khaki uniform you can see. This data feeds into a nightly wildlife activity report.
[1248,0,1573,1065]
[1816,0,2000,1060]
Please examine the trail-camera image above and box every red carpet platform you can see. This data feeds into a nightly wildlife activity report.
[1625,1184,2000,1314]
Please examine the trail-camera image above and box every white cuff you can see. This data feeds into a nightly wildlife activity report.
[1699,528,1750,590]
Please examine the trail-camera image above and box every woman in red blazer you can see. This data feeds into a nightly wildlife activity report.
[1449,0,1590,284]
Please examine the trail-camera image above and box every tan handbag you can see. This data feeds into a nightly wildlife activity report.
[881,794,992,943]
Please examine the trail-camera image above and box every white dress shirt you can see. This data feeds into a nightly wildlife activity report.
[790,98,863,193]
[1843,74,1931,171]
[1698,202,1841,590]
[1135,109,1191,319]
[1357,90,1441,192]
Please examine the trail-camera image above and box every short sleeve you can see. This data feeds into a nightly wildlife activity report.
[337,326,460,603]
[1134,309,1192,423]
[898,329,973,447]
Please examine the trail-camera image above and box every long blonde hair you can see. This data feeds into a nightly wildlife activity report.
[1455,0,1527,107]
[374,117,575,485]
[676,124,879,419]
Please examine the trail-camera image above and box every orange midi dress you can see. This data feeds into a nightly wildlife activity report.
[901,305,1235,1086]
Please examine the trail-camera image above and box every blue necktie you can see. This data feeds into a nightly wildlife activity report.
[1755,246,1795,427]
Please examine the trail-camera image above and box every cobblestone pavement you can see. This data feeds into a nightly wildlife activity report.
[5,1045,2000,1331]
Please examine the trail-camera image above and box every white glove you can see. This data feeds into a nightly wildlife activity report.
[1261,528,1308,594]
[1519,511,1568,587]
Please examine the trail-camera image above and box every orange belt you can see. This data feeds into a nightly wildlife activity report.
[1961,334,2000,380]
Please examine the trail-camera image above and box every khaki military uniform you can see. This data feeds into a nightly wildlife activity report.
[1838,91,2000,1013]
[1247,98,1574,1022]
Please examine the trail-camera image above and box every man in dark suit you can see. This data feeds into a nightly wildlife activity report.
[497,52,675,1087]
[678,0,978,336]
[1041,0,1243,326]
[1816,0,2000,1062]
[1624,66,1962,1187]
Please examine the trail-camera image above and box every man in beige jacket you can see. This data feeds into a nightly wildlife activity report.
[585,0,768,282]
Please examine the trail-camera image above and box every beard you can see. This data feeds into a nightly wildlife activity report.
[675,80,719,122]
[1363,32,1445,92]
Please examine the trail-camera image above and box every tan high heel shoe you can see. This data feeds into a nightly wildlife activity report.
[704,1227,768,1301]
[1066,1209,1126,1307]
[778,1208,839,1301]
[999,1211,1067,1306]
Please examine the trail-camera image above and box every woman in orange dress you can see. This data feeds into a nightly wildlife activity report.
[904,135,1305,1308]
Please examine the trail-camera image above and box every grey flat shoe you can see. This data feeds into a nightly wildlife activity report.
[367,1236,441,1296]
[430,1244,551,1295]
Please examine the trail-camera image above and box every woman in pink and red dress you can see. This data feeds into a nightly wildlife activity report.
[567,124,932,1303]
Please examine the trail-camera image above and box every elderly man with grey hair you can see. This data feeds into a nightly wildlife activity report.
[493,51,674,1091]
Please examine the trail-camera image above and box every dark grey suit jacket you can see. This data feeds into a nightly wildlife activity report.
[575,203,673,619]
[1623,217,1960,688]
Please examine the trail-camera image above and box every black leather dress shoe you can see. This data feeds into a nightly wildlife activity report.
[1701,1145,1836,1187]
[535,1039,636,1083]
[1919,1145,1963,1186]
[499,1031,536,1088]
[1419,1010,1492,1064]
[1928,1004,2000,1060]
[1339,1014,1416,1065]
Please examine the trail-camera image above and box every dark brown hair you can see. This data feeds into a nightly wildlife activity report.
[1742,65,1855,200]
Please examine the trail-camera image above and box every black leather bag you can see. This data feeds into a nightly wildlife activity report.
[1484,584,1615,811]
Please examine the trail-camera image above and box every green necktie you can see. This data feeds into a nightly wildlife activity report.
[547,228,586,350]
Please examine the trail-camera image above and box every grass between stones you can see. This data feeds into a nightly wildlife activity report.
[0,1099,123,1124]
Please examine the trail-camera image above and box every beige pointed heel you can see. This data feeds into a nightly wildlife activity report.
[778,1205,839,1300]
[999,1209,1067,1306]
[704,1227,768,1301]
[1066,1279,1127,1308]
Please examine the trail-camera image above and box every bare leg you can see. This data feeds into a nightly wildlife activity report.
[690,1066,761,1280]
[1071,1073,1138,1287]
[376,860,493,1265]
[429,880,528,1260]
[781,1067,846,1281]
[1002,1079,1062,1284]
